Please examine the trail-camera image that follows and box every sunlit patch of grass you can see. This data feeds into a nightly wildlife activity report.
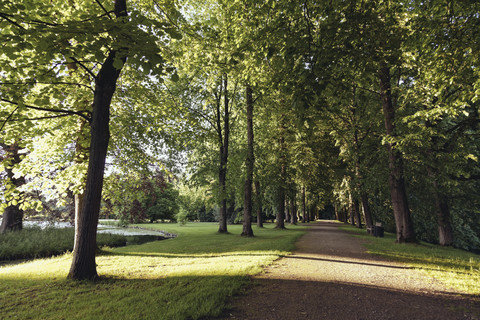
[339,224,480,295]
[0,223,306,320]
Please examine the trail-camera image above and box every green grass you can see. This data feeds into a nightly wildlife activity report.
[339,224,480,295]
[0,227,129,260]
[0,223,306,320]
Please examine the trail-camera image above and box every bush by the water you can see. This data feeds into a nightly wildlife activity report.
[0,227,128,261]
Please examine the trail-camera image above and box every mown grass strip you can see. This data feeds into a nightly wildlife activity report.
[339,224,480,295]
[0,222,306,320]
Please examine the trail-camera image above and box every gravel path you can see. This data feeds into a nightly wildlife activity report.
[223,221,480,320]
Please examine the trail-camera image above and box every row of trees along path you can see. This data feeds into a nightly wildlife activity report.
[224,221,480,320]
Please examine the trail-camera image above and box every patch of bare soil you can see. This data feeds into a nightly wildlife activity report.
[222,221,480,320]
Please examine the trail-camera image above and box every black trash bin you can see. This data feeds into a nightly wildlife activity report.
[373,225,384,237]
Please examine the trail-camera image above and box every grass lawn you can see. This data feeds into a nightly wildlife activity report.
[339,224,480,295]
[0,223,306,320]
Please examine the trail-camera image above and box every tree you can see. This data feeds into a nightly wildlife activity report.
[1,0,175,279]
[68,0,129,280]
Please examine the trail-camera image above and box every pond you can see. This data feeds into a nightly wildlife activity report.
[1,218,175,239]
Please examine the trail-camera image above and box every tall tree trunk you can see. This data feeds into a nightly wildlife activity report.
[301,185,306,223]
[349,192,355,226]
[285,201,290,224]
[72,120,88,248]
[353,129,373,230]
[434,191,453,246]
[275,186,286,228]
[0,143,25,233]
[353,198,362,228]
[427,167,453,246]
[218,74,229,233]
[68,0,128,280]
[255,180,263,227]
[275,117,286,229]
[242,85,254,237]
[73,193,84,250]
[379,64,416,243]
[360,192,373,232]
[290,198,297,224]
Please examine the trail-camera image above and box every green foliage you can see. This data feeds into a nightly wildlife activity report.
[176,183,214,222]
[145,187,180,222]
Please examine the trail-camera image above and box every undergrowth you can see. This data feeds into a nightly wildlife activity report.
[0,227,128,261]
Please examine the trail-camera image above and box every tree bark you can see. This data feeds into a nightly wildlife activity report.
[353,198,362,228]
[0,205,23,233]
[218,74,229,233]
[353,125,373,231]
[427,167,453,246]
[67,0,128,280]
[305,205,310,223]
[72,120,88,248]
[255,180,263,227]
[301,185,306,223]
[360,192,373,232]
[73,193,84,251]
[242,85,254,237]
[434,191,453,246]
[275,116,286,229]
[0,143,25,233]
[379,64,416,243]
[285,200,291,224]
[275,186,285,229]
[349,192,355,226]
[290,198,297,224]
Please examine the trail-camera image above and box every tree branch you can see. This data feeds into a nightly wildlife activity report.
[1,81,94,92]
[10,114,72,121]
[0,106,20,132]
[0,98,91,123]
[70,57,97,79]
[0,12,25,29]
[95,0,113,19]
